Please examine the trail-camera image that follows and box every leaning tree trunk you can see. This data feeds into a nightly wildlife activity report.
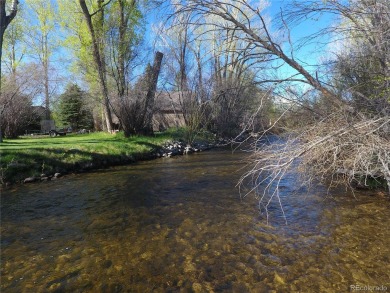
[143,51,163,135]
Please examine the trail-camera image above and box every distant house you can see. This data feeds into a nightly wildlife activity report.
[152,91,187,131]
[110,91,191,132]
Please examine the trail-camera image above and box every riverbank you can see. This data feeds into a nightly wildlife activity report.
[0,129,217,186]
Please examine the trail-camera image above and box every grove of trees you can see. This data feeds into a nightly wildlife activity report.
[0,0,389,195]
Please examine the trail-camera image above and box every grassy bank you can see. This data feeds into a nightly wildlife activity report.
[0,129,211,185]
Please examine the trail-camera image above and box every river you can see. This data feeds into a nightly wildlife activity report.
[1,149,389,292]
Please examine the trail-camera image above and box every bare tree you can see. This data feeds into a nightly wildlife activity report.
[0,64,42,139]
[173,0,344,107]
[114,51,163,136]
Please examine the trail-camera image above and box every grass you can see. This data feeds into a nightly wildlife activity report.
[0,130,189,184]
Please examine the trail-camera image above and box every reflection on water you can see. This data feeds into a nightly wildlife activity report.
[1,150,389,292]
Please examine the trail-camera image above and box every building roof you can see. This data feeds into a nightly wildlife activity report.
[155,91,192,113]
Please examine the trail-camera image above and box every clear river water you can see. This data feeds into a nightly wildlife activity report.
[1,149,389,292]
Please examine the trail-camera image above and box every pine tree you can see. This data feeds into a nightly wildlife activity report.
[57,83,93,130]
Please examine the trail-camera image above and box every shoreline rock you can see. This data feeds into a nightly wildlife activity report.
[23,177,38,184]
[157,141,215,158]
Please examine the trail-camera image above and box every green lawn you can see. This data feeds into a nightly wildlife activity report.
[0,131,177,184]
[0,132,172,151]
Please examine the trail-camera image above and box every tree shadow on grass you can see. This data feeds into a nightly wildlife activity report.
[133,140,162,150]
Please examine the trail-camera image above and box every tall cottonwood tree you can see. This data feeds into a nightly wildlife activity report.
[60,0,161,135]
[78,0,113,132]
[106,0,146,136]
[108,0,166,136]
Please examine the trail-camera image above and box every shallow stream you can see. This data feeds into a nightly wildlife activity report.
[1,149,389,292]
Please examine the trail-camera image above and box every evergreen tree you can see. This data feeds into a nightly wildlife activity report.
[57,83,93,130]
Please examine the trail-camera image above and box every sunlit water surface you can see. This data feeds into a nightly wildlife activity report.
[1,149,389,292]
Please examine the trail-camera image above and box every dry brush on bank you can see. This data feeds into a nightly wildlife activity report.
[239,110,390,221]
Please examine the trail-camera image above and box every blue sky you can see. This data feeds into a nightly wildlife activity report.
[264,0,337,81]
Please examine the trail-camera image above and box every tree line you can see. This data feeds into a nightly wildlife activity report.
[1,0,273,141]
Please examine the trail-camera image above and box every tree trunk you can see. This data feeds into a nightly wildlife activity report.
[179,30,188,91]
[195,48,203,101]
[115,0,137,138]
[79,0,113,133]
[143,51,163,134]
